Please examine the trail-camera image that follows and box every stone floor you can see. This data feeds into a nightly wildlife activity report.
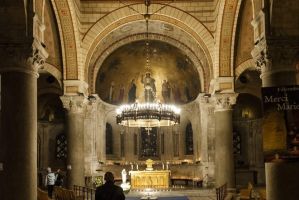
[126,188,217,200]
[52,188,217,200]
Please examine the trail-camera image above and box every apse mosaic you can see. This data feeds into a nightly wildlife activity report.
[96,40,201,105]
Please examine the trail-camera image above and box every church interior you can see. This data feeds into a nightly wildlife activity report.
[0,0,299,199]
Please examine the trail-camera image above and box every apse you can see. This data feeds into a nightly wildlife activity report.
[95,40,201,105]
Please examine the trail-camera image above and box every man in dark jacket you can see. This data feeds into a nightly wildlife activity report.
[95,171,125,200]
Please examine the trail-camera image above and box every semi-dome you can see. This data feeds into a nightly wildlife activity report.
[96,40,201,105]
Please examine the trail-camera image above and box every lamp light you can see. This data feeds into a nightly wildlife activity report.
[116,102,180,127]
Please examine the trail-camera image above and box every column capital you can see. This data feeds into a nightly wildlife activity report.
[197,94,214,116]
[0,39,48,76]
[60,95,88,114]
[252,37,299,75]
[196,93,211,104]
[85,94,100,118]
[213,93,238,111]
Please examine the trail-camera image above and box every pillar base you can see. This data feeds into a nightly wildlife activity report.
[266,161,299,200]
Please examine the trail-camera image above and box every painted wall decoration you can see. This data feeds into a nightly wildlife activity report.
[96,40,201,105]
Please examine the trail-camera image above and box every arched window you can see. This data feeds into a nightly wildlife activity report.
[106,123,113,155]
[56,133,67,159]
[185,123,193,155]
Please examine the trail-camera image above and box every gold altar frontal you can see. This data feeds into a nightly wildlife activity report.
[129,170,170,189]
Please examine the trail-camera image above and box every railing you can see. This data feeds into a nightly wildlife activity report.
[216,183,227,200]
[73,185,96,200]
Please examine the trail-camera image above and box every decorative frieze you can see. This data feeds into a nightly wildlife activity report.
[0,39,48,76]
[252,37,298,75]
[251,8,299,76]
[60,95,88,114]
[85,94,100,118]
[213,93,238,111]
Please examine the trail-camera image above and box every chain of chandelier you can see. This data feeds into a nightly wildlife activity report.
[116,0,181,128]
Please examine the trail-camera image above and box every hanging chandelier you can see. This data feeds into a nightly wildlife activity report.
[116,102,180,127]
[115,0,180,128]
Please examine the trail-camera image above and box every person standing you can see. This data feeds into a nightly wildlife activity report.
[95,172,125,200]
[55,169,63,187]
[45,167,56,198]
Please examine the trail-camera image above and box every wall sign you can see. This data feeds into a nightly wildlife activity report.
[262,86,299,161]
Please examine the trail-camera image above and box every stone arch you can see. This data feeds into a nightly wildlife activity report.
[216,0,239,77]
[235,59,255,78]
[87,19,212,91]
[230,0,243,72]
[233,0,255,71]
[82,4,214,82]
[89,33,208,94]
[50,0,80,80]
[235,60,261,98]
[42,63,63,87]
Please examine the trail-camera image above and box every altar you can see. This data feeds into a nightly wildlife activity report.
[129,170,170,189]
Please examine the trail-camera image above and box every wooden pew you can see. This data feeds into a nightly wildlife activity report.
[37,188,49,200]
[216,183,227,200]
[54,186,77,200]
[257,188,266,200]
[239,182,253,200]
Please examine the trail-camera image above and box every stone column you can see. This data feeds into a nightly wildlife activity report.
[214,94,237,188]
[61,95,87,188]
[251,39,297,87]
[97,102,107,163]
[251,9,299,199]
[84,95,100,177]
[187,101,201,161]
[251,7,298,88]
[0,42,47,200]
[159,126,173,161]
[199,95,216,185]
[199,95,213,163]
[38,123,50,170]
[265,162,299,200]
